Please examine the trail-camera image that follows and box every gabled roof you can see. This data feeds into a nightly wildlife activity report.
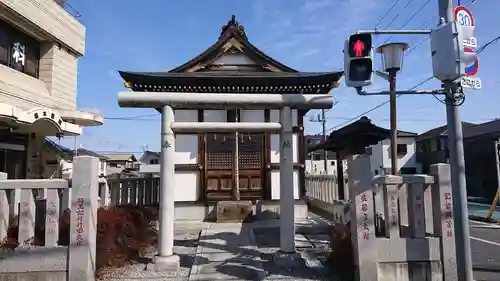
[396,130,418,137]
[139,150,160,162]
[102,154,137,162]
[463,119,500,139]
[417,122,476,141]
[44,138,73,160]
[118,15,343,95]
[169,15,297,73]
[74,148,108,160]
[309,117,391,157]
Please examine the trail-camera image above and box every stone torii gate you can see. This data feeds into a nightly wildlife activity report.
[117,91,334,270]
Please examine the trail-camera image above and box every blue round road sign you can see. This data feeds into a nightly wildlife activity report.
[464,47,478,76]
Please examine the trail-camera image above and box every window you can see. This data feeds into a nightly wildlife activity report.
[389,144,408,158]
[150,159,159,164]
[397,144,407,155]
[0,19,40,78]
[312,153,322,161]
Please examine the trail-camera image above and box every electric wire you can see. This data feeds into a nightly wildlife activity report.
[374,0,402,29]
[382,0,433,44]
[379,0,416,30]
[323,0,480,134]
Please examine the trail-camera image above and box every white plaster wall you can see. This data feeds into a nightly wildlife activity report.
[370,137,421,175]
[369,142,384,175]
[171,109,199,201]
[240,109,264,122]
[204,110,225,122]
[174,171,199,202]
[305,159,337,175]
[140,152,160,165]
[270,170,300,200]
[174,110,198,164]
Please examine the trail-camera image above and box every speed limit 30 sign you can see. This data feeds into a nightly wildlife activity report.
[454,6,474,27]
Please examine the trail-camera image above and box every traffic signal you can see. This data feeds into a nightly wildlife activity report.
[344,33,373,88]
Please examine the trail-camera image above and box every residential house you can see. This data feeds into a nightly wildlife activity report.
[368,130,421,175]
[138,150,161,175]
[416,122,476,174]
[305,135,342,175]
[102,154,140,177]
[0,0,103,180]
[43,139,108,180]
[462,119,500,199]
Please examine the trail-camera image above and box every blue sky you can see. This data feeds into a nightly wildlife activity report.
[60,0,499,154]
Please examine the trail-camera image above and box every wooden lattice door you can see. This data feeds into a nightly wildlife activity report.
[204,132,265,201]
[237,133,264,200]
[205,133,235,201]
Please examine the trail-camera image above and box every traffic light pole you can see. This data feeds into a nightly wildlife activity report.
[438,0,474,280]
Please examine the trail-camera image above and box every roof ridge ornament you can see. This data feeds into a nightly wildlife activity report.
[219,15,247,40]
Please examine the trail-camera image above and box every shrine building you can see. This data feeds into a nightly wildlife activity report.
[118,16,342,209]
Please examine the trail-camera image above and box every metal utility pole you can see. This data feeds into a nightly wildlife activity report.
[389,70,398,175]
[321,109,328,174]
[438,0,474,280]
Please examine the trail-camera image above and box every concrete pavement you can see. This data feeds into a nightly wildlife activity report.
[470,220,500,281]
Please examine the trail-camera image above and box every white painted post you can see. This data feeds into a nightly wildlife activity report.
[347,153,377,281]
[430,163,458,281]
[154,105,180,271]
[101,181,111,206]
[68,156,99,281]
[279,106,295,253]
[18,189,36,248]
[0,172,8,242]
[45,188,61,247]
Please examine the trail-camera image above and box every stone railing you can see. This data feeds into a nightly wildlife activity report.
[348,154,457,280]
[106,176,160,206]
[305,174,349,222]
[0,156,99,281]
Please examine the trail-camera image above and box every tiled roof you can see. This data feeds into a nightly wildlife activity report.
[463,119,500,139]
[417,122,477,141]
[102,154,137,162]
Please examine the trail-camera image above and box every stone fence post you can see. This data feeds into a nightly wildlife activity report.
[68,156,99,281]
[346,153,377,281]
[430,163,458,281]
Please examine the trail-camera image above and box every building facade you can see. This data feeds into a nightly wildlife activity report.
[368,131,421,175]
[0,0,102,179]
[118,16,342,203]
[102,154,139,176]
[305,135,343,175]
[416,122,475,174]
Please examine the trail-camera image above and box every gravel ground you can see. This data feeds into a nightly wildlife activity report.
[100,229,201,281]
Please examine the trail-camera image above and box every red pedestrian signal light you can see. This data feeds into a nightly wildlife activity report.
[344,33,373,88]
[348,34,372,58]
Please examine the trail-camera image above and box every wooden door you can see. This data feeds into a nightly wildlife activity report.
[204,132,265,202]
[237,133,264,200]
[205,133,235,201]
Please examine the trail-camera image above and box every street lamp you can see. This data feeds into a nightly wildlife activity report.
[376,42,409,175]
